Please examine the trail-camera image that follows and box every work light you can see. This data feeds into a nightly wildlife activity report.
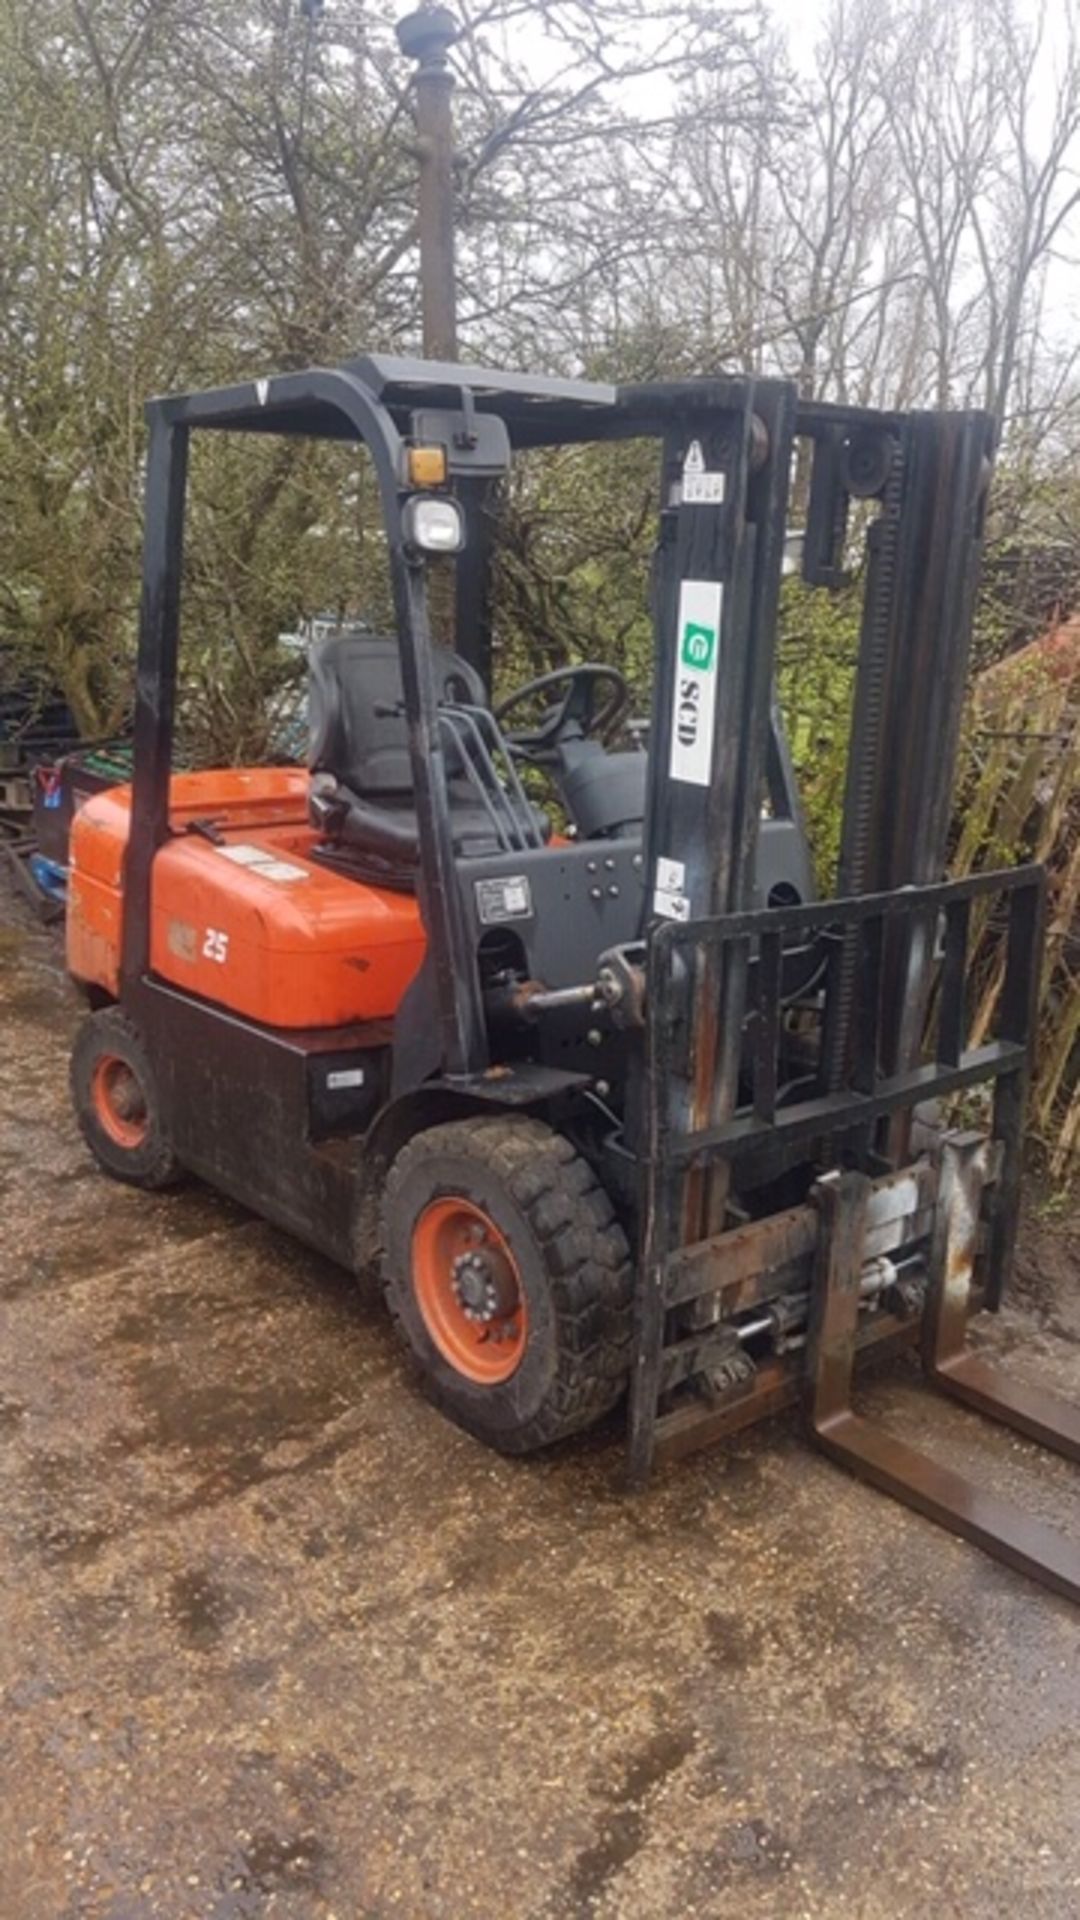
[402,495,465,554]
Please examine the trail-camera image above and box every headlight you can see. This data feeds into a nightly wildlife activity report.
[402,495,465,554]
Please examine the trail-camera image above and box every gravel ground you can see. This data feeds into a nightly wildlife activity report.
[1,867,1079,1920]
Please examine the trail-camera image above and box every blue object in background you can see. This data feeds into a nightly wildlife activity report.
[28,853,67,903]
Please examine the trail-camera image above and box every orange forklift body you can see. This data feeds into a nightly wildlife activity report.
[66,768,426,1028]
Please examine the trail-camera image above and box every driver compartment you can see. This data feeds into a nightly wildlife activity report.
[307,631,552,882]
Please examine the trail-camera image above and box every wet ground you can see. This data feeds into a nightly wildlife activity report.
[1,870,1079,1920]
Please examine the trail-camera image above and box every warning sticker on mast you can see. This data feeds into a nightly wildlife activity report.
[681,439,726,505]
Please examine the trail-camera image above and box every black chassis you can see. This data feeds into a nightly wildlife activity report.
[114,355,1030,1385]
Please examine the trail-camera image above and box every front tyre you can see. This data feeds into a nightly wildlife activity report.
[381,1116,632,1453]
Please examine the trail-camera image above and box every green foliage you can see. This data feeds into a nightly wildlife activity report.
[490,439,659,700]
[973,468,1080,674]
[775,576,861,888]
[177,438,395,764]
[950,624,1080,1173]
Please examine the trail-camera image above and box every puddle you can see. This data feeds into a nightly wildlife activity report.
[0,1393,26,1436]
[563,1723,695,1911]
[240,1830,325,1893]
[209,1830,328,1915]
[131,1361,344,1456]
[168,1567,236,1651]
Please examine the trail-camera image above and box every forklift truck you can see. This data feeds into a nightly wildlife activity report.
[67,355,1080,1599]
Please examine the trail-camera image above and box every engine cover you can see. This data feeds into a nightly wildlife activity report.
[67,768,426,1029]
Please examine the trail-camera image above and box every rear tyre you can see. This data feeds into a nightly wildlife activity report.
[71,1008,183,1190]
[381,1115,633,1453]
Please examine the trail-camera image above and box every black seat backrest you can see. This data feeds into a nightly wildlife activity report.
[308,632,487,796]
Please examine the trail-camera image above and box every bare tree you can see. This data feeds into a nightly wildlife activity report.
[971,0,1080,429]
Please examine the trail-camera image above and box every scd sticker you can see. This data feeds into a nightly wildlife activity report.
[668,581,723,786]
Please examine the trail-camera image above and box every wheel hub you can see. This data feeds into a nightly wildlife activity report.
[109,1066,143,1122]
[91,1053,149,1149]
[450,1247,517,1325]
[411,1198,528,1382]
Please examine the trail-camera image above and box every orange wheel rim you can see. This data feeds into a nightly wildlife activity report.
[411,1197,528,1384]
[91,1055,148,1150]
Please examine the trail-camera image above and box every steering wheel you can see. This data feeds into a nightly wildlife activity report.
[494,663,631,760]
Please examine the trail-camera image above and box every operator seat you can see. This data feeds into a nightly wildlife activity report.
[307,632,548,879]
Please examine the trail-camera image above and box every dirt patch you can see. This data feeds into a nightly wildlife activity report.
[2,861,1080,1920]
[1010,1193,1080,1330]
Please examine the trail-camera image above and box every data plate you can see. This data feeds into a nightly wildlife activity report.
[474,874,533,925]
